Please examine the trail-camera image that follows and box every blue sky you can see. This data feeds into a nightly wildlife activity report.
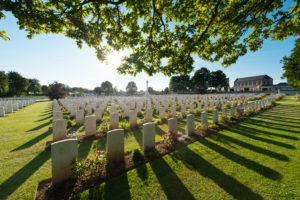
[0,10,297,91]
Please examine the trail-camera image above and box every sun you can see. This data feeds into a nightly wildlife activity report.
[105,51,123,68]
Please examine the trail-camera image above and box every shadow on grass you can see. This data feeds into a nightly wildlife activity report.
[150,158,196,200]
[230,126,296,149]
[156,126,165,136]
[171,146,263,200]
[136,164,148,181]
[35,115,52,122]
[132,129,142,148]
[26,121,51,132]
[199,138,282,180]
[70,164,131,200]
[0,151,50,199]
[237,124,299,140]
[11,130,51,152]
[211,133,289,161]
[78,141,93,160]
[246,118,300,131]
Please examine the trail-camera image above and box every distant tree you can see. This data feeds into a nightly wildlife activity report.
[41,85,48,95]
[46,81,66,100]
[7,71,29,96]
[191,67,211,93]
[281,38,300,89]
[0,71,8,96]
[100,81,113,96]
[113,86,118,95]
[93,86,102,95]
[210,70,227,91]
[27,78,41,94]
[148,87,154,94]
[169,75,191,93]
[163,87,169,94]
[126,81,138,95]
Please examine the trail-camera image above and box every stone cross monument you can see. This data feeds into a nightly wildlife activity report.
[145,80,150,96]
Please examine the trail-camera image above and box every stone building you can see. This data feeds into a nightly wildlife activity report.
[234,75,273,92]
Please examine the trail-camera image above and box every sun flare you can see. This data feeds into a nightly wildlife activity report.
[105,51,123,68]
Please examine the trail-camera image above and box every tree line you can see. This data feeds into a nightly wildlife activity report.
[169,67,229,93]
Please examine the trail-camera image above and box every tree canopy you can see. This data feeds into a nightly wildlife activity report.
[169,75,191,93]
[46,81,66,100]
[191,67,211,92]
[126,81,138,95]
[281,38,300,89]
[210,70,228,90]
[27,78,41,94]
[7,71,29,96]
[0,71,8,96]
[100,81,114,95]
[1,0,298,76]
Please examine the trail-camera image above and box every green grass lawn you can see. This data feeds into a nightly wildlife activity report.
[71,96,300,200]
[0,96,299,200]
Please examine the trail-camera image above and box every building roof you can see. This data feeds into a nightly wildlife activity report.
[234,75,272,82]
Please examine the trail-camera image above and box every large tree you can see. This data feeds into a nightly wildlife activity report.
[191,67,211,93]
[7,71,29,96]
[46,81,66,100]
[93,86,102,95]
[100,81,113,96]
[1,1,298,76]
[281,38,300,89]
[169,75,191,93]
[0,71,8,96]
[27,78,41,94]
[126,81,138,95]
[210,70,228,91]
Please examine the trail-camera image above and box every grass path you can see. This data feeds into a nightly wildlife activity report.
[71,96,300,200]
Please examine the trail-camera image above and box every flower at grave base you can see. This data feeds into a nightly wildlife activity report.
[96,150,105,155]
[86,158,91,162]
[167,129,171,133]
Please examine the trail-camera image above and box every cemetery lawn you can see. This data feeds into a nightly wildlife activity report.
[0,96,299,200]
[71,96,300,200]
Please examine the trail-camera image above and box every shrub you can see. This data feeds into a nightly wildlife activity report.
[99,121,110,133]
[63,114,70,120]
[219,114,229,124]
[160,133,176,147]
[132,148,144,163]
[137,112,144,119]
[270,101,277,107]
[67,120,76,128]
[154,119,162,125]
[208,124,219,129]
[119,121,130,130]
[194,108,201,115]
[72,150,107,177]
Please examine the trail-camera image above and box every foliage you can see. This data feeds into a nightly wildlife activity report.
[145,148,159,158]
[46,81,66,100]
[191,67,211,93]
[126,81,138,95]
[27,78,41,94]
[0,71,8,96]
[210,70,228,90]
[100,81,113,96]
[119,121,130,130]
[219,114,229,124]
[99,121,110,133]
[1,1,298,76]
[169,75,191,93]
[208,124,219,130]
[131,148,144,163]
[67,120,76,128]
[41,85,48,95]
[7,71,29,96]
[72,151,107,177]
[93,87,102,95]
[160,133,176,148]
[281,38,300,89]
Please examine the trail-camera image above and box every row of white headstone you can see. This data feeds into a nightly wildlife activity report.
[50,95,278,185]
[0,99,36,117]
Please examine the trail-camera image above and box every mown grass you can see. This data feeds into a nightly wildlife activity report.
[0,96,299,200]
[71,96,300,200]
